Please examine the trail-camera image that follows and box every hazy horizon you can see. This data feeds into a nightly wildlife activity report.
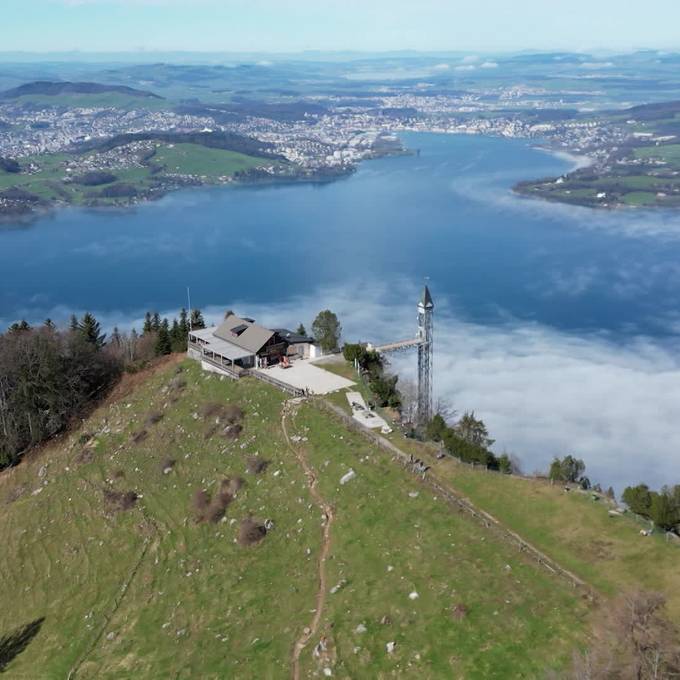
[6,0,680,54]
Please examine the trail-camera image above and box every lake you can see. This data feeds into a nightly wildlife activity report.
[3,132,680,490]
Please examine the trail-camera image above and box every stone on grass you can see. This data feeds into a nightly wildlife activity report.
[340,469,356,485]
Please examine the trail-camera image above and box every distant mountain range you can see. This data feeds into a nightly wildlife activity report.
[0,81,163,100]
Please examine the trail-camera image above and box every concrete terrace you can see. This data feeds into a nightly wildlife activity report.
[253,359,354,395]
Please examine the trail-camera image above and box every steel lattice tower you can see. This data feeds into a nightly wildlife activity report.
[417,285,434,425]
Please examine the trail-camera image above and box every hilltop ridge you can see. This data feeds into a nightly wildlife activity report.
[0,81,163,100]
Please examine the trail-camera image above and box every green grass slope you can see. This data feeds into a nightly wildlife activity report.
[323,358,680,622]
[0,359,588,678]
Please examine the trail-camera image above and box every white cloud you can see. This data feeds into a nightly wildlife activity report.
[455,64,476,72]
[432,63,450,71]
[480,61,498,68]
[461,55,479,63]
[580,61,615,69]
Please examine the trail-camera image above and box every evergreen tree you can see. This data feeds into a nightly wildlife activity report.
[155,318,172,356]
[44,318,56,330]
[190,309,205,330]
[170,318,186,353]
[8,320,31,333]
[69,314,78,332]
[296,323,307,336]
[143,312,153,335]
[110,326,122,346]
[152,312,161,332]
[78,313,106,349]
[179,308,189,337]
[455,412,495,448]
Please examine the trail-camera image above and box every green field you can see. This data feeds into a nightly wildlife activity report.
[634,143,680,164]
[152,143,268,178]
[0,359,590,678]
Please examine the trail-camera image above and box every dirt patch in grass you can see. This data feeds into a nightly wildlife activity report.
[193,489,210,521]
[246,455,270,475]
[145,412,164,427]
[200,402,244,440]
[75,448,94,465]
[130,429,148,445]
[193,478,242,523]
[237,517,267,546]
[104,489,138,512]
[222,423,242,440]
[452,604,469,621]
[4,484,27,505]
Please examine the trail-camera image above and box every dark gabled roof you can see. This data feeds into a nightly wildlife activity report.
[273,328,315,344]
[421,285,434,309]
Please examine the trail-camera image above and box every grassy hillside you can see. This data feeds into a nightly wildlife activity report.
[0,359,589,678]
[0,144,272,210]
[322,357,680,621]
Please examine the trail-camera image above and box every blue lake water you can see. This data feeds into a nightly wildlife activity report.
[3,132,680,489]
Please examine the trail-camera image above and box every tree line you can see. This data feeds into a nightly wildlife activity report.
[0,308,204,469]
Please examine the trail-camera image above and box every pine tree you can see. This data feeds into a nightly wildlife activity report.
[179,308,189,337]
[155,318,172,356]
[111,326,121,346]
[44,318,56,330]
[170,318,186,353]
[143,312,153,335]
[296,323,307,336]
[8,320,31,333]
[190,309,205,330]
[69,314,79,332]
[152,312,161,332]
[78,313,106,349]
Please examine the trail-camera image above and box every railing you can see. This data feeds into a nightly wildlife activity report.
[188,342,247,380]
[372,338,421,353]
[250,370,305,397]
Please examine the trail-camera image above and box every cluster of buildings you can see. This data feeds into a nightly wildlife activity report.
[0,82,640,185]
[0,104,213,157]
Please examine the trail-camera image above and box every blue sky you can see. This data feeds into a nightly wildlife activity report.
[4,0,680,53]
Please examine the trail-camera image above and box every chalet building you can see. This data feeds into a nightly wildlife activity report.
[188,312,317,378]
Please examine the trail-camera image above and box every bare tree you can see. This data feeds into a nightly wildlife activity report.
[568,591,680,679]
[434,395,457,424]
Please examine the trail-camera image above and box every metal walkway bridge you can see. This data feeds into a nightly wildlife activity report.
[371,338,422,354]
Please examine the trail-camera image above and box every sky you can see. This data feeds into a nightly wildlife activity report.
[4,0,680,54]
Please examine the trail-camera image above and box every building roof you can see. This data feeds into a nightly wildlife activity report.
[213,313,275,354]
[189,327,255,361]
[420,285,434,309]
[273,328,315,344]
